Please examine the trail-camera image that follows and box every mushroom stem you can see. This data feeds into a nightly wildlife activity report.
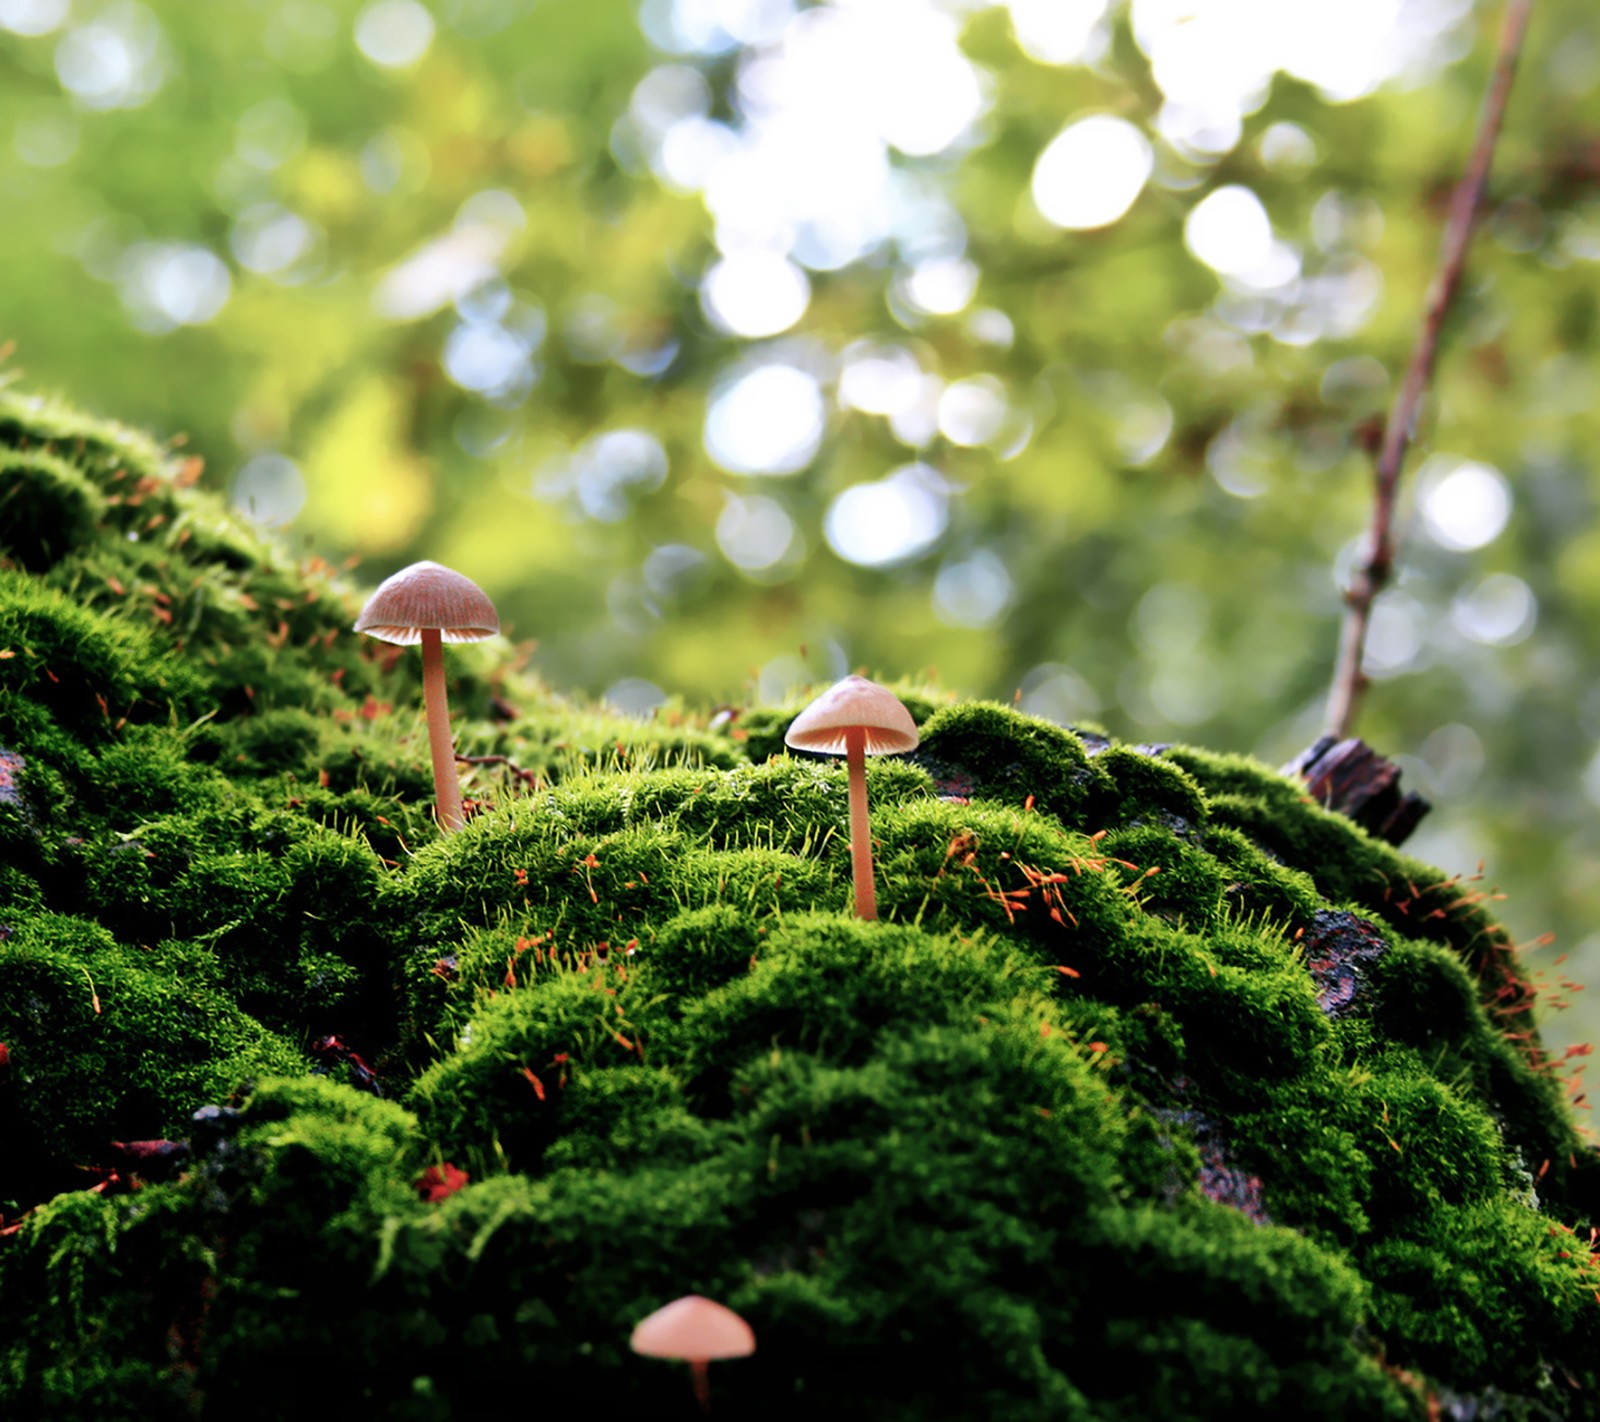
[845,724,876,920]
[419,627,466,833]
[690,1358,711,1414]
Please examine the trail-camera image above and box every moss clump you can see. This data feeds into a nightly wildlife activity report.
[2,392,1599,1420]
[913,700,1114,822]
[0,910,303,1204]
[0,448,107,570]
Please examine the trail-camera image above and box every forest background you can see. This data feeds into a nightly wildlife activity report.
[3,0,1600,1054]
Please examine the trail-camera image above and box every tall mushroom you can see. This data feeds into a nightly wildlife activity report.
[630,1294,755,1414]
[353,560,499,833]
[784,675,919,920]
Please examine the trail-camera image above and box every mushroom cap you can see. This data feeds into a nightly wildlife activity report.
[784,675,920,756]
[630,1295,755,1362]
[353,561,500,646]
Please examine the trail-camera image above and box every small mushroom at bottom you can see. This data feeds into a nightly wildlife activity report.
[630,1294,755,1413]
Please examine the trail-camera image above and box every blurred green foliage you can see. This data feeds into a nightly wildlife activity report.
[4,0,1600,1048]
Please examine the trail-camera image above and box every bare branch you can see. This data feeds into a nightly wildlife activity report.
[1323,0,1535,738]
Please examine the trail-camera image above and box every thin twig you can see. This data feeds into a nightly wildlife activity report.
[456,752,542,787]
[1324,0,1535,738]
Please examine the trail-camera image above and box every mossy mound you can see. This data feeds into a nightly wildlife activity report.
[2,391,1599,1420]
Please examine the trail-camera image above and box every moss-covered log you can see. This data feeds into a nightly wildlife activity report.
[1,391,1598,1420]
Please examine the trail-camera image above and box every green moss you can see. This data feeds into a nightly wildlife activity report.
[0,389,171,477]
[0,572,204,741]
[913,701,1113,825]
[71,803,388,1031]
[0,1188,192,1419]
[1365,1201,1600,1398]
[667,916,1063,1097]
[0,911,303,1204]
[1096,824,1228,929]
[411,959,653,1170]
[215,707,330,776]
[0,448,107,570]
[1204,822,1325,926]
[86,725,232,821]
[1175,746,1511,984]
[539,1064,712,1170]
[1228,1082,1376,1243]
[4,391,1600,1420]
[639,904,767,997]
[1073,1203,1412,1420]
[1091,745,1209,831]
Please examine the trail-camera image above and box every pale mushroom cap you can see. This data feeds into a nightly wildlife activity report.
[630,1294,756,1361]
[353,561,500,646]
[784,675,920,756]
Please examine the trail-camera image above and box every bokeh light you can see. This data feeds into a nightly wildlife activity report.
[1452,573,1536,646]
[1019,663,1103,725]
[355,0,436,68]
[1362,590,1431,680]
[717,493,801,574]
[839,343,924,417]
[117,244,231,331]
[1006,0,1108,65]
[1418,457,1512,551]
[934,550,1013,628]
[54,2,171,110]
[1185,185,1299,288]
[824,464,948,567]
[1032,115,1154,231]
[0,0,68,37]
[230,204,318,278]
[704,363,825,474]
[230,452,307,529]
[937,377,1008,448]
[700,251,810,337]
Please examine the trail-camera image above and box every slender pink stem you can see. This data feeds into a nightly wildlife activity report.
[1324,0,1534,737]
[845,725,876,920]
[420,628,465,832]
[690,1358,711,1413]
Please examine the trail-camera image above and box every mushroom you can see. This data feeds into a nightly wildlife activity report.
[353,560,499,833]
[784,674,919,921]
[630,1294,755,1414]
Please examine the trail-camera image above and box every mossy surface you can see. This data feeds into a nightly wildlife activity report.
[2,392,1600,1420]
